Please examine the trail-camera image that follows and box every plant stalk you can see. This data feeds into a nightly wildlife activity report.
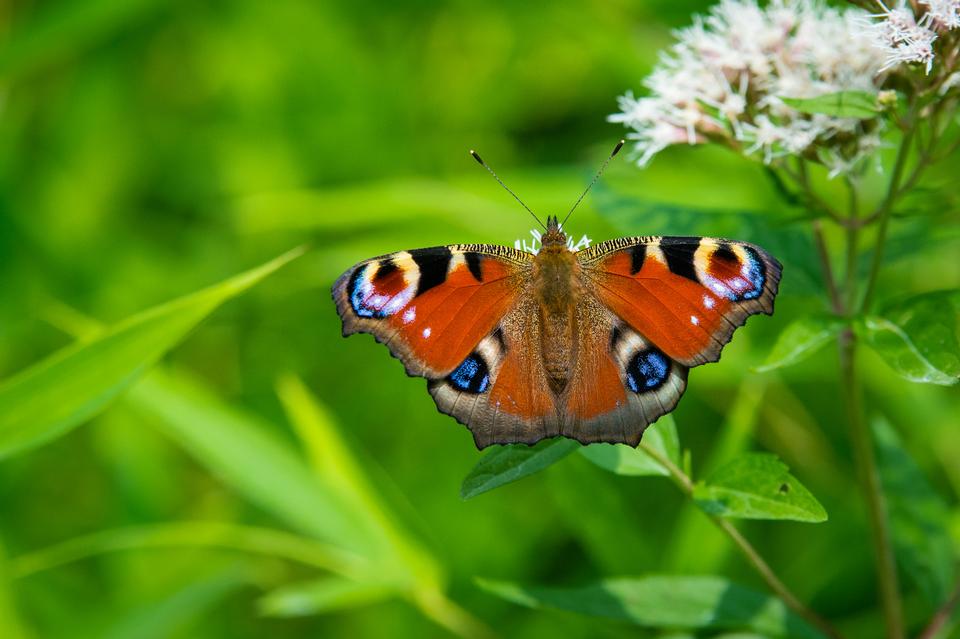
[638,442,843,639]
[837,328,904,639]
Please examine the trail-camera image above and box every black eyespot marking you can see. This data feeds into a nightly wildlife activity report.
[465,253,483,282]
[411,247,452,296]
[713,244,738,264]
[609,325,625,352]
[447,353,490,394]
[625,347,670,393]
[660,236,700,283]
[629,244,647,275]
[373,259,399,281]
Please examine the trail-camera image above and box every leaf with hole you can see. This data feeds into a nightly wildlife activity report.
[693,453,827,522]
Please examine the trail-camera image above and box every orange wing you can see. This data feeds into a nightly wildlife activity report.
[578,236,782,367]
[333,245,531,378]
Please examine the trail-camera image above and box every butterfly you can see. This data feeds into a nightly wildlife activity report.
[332,145,781,449]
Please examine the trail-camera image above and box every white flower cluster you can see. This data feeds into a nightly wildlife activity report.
[611,0,886,174]
[869,1,959,74]
[514,227,591,254]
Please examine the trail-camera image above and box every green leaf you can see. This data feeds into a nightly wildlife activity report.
[578,415,679,476]
[780,91,879,119]
[476,575,824,639]
[874,418,955,605]
[275,375,442,591]
[101,567,244,639]
[0,247,304,459]
[460,438,579,500]
[861,291,960,386]
[693,453,827,522]
[258,577,394,617]
[6,521,359,580]
[755,316,843,373]
[125,369,383,561]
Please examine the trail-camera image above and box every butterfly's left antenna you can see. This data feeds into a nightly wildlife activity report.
[470,150,546,231]
[560,139,624,228]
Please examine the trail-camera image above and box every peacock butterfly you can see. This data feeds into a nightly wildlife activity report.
[332,143,781,449]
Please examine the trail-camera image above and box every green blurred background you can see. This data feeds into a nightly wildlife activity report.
[1,0,958,637]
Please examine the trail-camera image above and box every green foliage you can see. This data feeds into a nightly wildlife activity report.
[476,575,825,639]
[460,438,579,500]
[861,291,960,386]
[873,418,956,606]
[0,248,302,460]
[578,415,680,477]
[257,577,394,618]
[694,454,828,522]
[755,316,843,373]
[779,91,880,119]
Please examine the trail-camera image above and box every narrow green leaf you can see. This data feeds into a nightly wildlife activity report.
[460,438,579,500]
[780,91,879,119]
[102,567,244,639]
[275,375,442,590]
[755,316,843,373]
[0,543,29,639]
[861,291,960,386]
[0,247,304,459]
[258,577,394,617]
[578,415,679,476]
[125,369,381,560]
[693,453,827,522]
[6,522,360,580]
[476,575,824,639]
[874,418,955,605]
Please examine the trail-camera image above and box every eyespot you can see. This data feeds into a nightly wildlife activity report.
[694,241,766,302]
[625,348,669,393]
[447,353,490,394]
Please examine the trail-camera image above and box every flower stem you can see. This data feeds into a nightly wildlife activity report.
[637,442,844,639]
[917,579,960,639]
[837,328,904,639]
[861,119,916,312]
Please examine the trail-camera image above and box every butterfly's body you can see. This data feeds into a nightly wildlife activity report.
[333,215,780,449]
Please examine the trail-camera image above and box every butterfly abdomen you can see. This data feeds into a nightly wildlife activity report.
[533,245,581,395]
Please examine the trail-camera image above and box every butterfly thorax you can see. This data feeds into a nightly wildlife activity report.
[533,219,580,395]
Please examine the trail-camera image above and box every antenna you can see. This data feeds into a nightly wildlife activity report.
[560,139,624,228]
[470,150,546,230]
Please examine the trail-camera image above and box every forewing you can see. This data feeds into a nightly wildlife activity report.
[578,236,781,367]
[332,245,531,378]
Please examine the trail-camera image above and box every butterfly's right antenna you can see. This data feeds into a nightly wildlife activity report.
[470,150,546,231]
[560,139,624,228]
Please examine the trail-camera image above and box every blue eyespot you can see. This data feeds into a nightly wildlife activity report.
[626,349,669,393]
[447,353,490,394]
[738,247,765,301]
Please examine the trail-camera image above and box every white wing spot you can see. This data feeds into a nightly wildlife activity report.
[690,315,700,326]
[422,327,432,339]
[402,307,416,324]
[702,294,716,309]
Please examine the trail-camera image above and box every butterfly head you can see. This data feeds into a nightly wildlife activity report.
[540,215,568,249]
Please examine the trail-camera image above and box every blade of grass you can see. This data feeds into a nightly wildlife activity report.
[0,247,304,459]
